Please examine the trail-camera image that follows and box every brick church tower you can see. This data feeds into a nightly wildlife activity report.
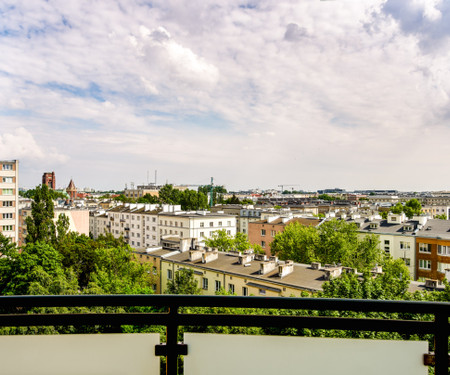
[66,179,77,202]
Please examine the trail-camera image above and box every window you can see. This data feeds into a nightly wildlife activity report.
[152,217,156,222]
[261,241,266,248]
[2,213,13,219]
[200,222,204,228]
[170,221,173,226]
[132,215,134,220]
[438,245,450,256]
[167,269,173,280]
[218,221,222,226]
[227,230,231,235]
[2,164,13,170]
[215,280,221,292]
[242,287,248,296]
[228,283,235,294]
[419,243,431,253]
[152,226,156,231]
[271,230,276,236]
[152,266,157,275]
[2,225,13,231]
[3,201,13,207]
[2,189,13,195]
[202,278,208,290]
[261,229,266,236]
[2,177,13,183]
[438,262,450,273]
[180,222,183,227]
[259,288,266,295]
[384,240,390,245]
[419,260,431,270]
[200,232,204,237]
[209,222,214,227]
[403,258,411,266]
[175,222,178,227]
[400,241,411,250]
[227,221,231,226]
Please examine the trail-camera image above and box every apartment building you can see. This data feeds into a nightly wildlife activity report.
[90,204,183,250]
[158,210,237,241]
[421,205,450,219]
[248,216,322,256]
[210,204,262,234]
[354,213,418,278]
[0,160,19,242]
[158,248,325,296]
[415,219,450,282]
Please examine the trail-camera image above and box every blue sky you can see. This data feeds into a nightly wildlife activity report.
[1,0,450,191]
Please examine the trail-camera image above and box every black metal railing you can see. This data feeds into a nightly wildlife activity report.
[0,295,449,374]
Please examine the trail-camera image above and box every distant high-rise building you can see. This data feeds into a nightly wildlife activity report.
[0,160,19,242]
[42,171,56,189]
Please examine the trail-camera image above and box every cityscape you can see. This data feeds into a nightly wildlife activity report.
[2,0,450,373]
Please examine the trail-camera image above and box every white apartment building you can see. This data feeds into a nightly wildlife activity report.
[0,160,19,242]
[158,211,237,241]
[355,213,418,278]
[421,205,450,219]
[91,204,182,250]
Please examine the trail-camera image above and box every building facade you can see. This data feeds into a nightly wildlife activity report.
[42,172,56,189]
[0,160,19,242]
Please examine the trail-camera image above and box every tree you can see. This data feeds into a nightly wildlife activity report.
[204,229,234,251]
[390,199,422,219]
[435,214,447,220]
[198,185,227,206]
[403,198,422,218]
[271,219,383,272]
[25,184,56,244]
[165,268,201,294]
[137,194,160,204]
[180,189,208,210]
[390,202,404,215]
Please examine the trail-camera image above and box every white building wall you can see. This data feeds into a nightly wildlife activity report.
[0,160,19,242]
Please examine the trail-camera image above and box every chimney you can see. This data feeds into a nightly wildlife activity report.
[238,253,254,265]
[311,262,321,270]
[260,259,277,275]
[189,249,204,262]
[278,260,294,278]
[202,249,219,263]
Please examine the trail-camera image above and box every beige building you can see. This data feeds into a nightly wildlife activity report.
[158,210,237,241]
[0,160,19,243]
[19,206,89,246]
[159,248,326,296]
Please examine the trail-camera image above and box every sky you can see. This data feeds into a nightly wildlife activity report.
[1,0,450,192]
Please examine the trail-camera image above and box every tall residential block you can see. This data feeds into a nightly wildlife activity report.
[0,160,19,242]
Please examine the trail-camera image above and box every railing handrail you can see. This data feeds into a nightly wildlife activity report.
[0,294,449,314]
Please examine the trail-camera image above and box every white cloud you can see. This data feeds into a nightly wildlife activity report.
[0,127,68,164]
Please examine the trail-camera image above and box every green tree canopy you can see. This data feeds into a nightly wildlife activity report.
[165,268,201,294]
[271,220,383,272]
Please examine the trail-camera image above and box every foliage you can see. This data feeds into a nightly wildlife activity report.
[224,194,240,204]
[198,185,227,206]
[271,220,383,272]
[390,199,422,219]
[435,214,447,220]
[165,268,201,295]
[0,232,155,296]
[20,188,67,201]
[318,194,337,201]
[204,230,252,253]
[25,184,56,244]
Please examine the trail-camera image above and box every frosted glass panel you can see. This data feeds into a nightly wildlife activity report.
[184,333,427,375]
[0,333,160,375]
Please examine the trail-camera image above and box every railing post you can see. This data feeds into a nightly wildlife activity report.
[166,304,179,375]
[434,312,448,375]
